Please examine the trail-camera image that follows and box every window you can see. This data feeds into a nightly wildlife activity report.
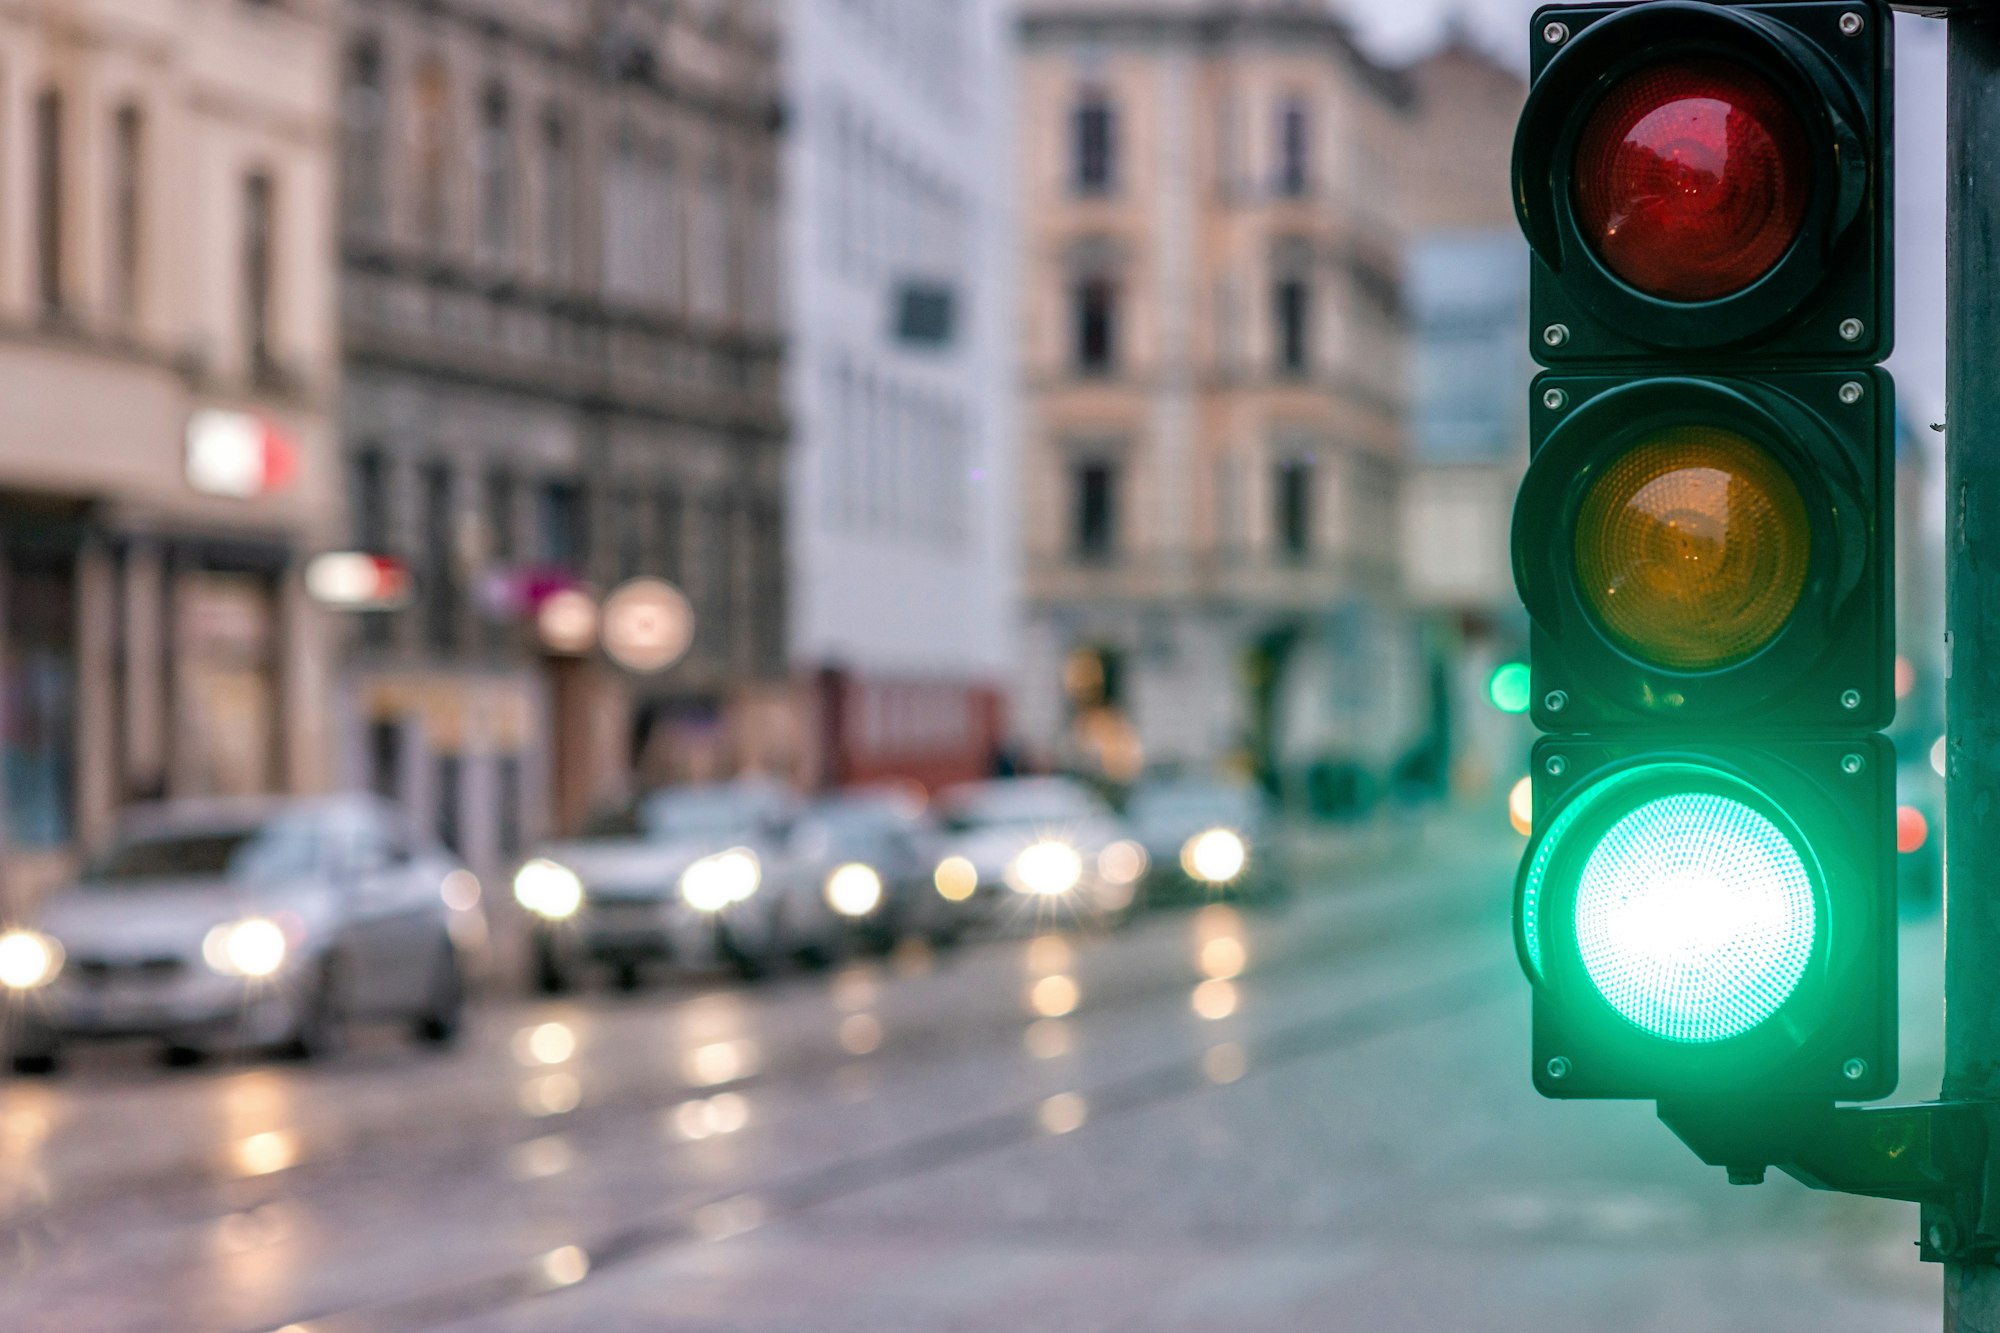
[1074,459,1118,560]
[1275,458,1314,560]
[542,108,572,283]
[35,88,63,314]
[343,38,387,232]
[1072,90,1116,193]
[655,487,683,582]
[351,447,390,551]
[243,171,277,378]
[1073,275,1118,374]
[421,462,458,653]
[477,81,513,260]
[1277,98,1310,197]
[352,448,391,648]
[413,58,450,246]
[110,105,143,324]
[1275,276,1311,376]
[538,480,585,569]
[484,469,515,562]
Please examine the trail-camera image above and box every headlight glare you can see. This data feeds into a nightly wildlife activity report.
[1183,828,1249,885]
[0,929,62,990]
[513,859,585,921]
[825,863,885,918]
[1098,840,1148,886]
[203,917,289,979]
[1010,841,1084,897]
[682,849,760,913]
[934,856,979,901]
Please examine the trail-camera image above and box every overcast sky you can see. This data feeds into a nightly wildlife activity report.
[1342,2,1950,466]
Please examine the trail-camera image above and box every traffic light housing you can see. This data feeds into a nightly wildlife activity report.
[1514,368,1893,732]
[1511,0,1895,1116]
[1516,0,1892,364]
[1520,736,1896,1101]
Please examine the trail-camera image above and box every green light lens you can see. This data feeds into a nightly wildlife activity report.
[1488,662,1532,714]
[1573,792,1815,1043]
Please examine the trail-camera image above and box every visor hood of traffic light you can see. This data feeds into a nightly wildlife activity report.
[1514,375,1878,724]
[1515,0,1879,358]
[1518,740,1896,1101]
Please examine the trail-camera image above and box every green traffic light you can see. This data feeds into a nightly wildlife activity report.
[1488,662,1532,714]
[1572,791,1816,1044]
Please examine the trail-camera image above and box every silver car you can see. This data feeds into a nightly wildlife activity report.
[928,777,1148,931]
[0,796,471,1074]
[515,778,848,991]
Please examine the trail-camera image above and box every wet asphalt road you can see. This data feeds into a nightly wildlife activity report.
[0,817,1944,1332]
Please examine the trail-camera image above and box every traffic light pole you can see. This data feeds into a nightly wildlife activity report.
[1944,9,2000,1327]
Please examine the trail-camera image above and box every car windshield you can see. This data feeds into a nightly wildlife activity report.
[85,821,320,887]
[1128,784,1258,827]
[940,782,1101,832]
[641,788,776,842]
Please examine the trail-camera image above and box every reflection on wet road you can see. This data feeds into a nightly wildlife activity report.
[0,822,1939,1333]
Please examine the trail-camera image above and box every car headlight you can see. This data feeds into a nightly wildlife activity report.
[514,859,585,921]
[934,856,979,901]
[202,917,289,979]
[1009,841,1084,897]
[1098,840,1148,886]
[825,863,885,918]
[0,929,62,991]
[681,849,760,913]
[1182,828,1248,885]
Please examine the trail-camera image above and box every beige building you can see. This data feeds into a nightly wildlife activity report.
[0,0,344,903]
[1396,38,1531,801]
[336,0,788,857]
[1016,0,1423,794]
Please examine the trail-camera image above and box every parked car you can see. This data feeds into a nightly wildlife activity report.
[791,788,955,951]
[1125,774,1277,905]
[514,778,847,992]
[0,796,469,1075]
[927,777,1147,930]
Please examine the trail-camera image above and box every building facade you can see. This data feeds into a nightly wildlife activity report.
[1395,39,1530,801]
[1016,0,1424,799]
[785,0,1018,791]
[0,0,345,906]
[336,0,789,864]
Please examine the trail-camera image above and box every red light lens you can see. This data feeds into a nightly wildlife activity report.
[1573,59,1812,302]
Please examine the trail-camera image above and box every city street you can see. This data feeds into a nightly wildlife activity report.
[0,818,1942,1333]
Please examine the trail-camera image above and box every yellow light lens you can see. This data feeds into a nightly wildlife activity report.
[1574,426,1809,671]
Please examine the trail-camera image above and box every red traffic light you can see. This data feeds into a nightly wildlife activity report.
[1574,59,1812,302]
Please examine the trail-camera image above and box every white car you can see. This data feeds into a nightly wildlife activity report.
[514,779,847,991]
[928,777,1148,930]
[1,796,472,1075]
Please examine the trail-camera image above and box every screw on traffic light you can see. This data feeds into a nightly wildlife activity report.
[1509,0,1900,1131]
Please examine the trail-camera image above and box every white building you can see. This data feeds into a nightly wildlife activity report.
[785,0,1018,789]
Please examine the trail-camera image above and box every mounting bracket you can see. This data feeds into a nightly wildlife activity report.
[1658,1099,1999,1264]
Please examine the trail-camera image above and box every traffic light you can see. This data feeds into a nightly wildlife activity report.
[1510,0,1895,1111]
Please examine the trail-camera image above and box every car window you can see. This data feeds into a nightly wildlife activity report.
[642,786,788,841]
[939,782,1105,832]
[87,819,320,887]
[1129,784,1257,826]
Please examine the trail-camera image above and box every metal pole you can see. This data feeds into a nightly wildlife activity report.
[1944,10,2000,1330]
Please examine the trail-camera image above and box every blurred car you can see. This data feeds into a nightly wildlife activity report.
[514,778,847,992]
[1125,775,1275,905]
[927,777,1146,930]
[790,789,956,951]
[2,796,469,1075]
